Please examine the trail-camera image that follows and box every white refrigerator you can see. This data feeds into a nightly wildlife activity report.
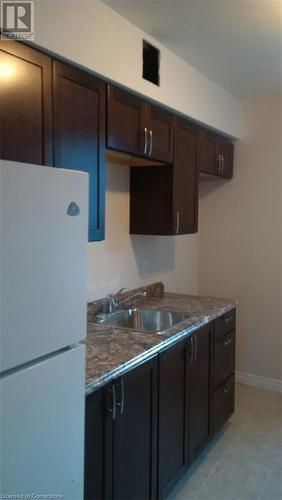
[0,160,88,499]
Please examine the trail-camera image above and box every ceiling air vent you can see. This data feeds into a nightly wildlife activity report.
[142,40,160,86]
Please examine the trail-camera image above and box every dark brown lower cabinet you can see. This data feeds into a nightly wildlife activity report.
[213,330,235,389]
[213,375,235,434]
[187,324,212,463]
[84,387,107,500]
[85,314,235,500]
[111,359,158,500]
[158,323,212,497]
[85,357,157,500]
[212,310,236,435]
[158,341,188,499]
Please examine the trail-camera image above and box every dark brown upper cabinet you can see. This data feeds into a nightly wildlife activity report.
[107,85,145,158]
[0,40,52,166]
[199,130,234,179]
[146,104,174,163]
[107,84,174,164]
[130,117,199,235]
[53,60,106,242]
[173,118,199,233]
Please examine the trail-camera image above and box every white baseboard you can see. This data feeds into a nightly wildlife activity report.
[236,371,282,394]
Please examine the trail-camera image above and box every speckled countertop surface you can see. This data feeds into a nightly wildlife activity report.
[85,290,238,395]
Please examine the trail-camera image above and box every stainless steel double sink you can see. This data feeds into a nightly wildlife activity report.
[95,307,190,334]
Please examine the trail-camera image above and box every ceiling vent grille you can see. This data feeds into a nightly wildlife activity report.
[142,40,160,86]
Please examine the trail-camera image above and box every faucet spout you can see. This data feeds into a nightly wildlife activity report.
[105,289,147,314]
[113,291,147,311]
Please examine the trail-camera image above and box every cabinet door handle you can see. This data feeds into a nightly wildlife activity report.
[222,154,225,174]
[224,337,233,347]
[190,335,194,363]
[116,378,125,415]
[223,383,232,394]
[109,384,117,420]
[176,211,180,234]
[224,315,233,324]
[149,129,153,156]
[194,334,198,360]
[217,154,221,175]
[144,127,148,155]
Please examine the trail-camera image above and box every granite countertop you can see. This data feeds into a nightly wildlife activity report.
[85,289,238,395]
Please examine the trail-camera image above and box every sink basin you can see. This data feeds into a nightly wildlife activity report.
[95,308,189,333]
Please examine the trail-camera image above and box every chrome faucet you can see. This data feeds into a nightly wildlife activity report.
[106,287,126,314]
[105,288,147,314]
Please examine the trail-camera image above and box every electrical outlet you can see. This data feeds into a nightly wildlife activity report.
[142,262,149,278]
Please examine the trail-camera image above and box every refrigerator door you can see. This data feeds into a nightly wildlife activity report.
[0,160,88,372]
[0,344,85,499]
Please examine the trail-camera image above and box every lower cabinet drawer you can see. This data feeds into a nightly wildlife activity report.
[213,330,235,389]
[213,374,235,434]
[214,309,235,341]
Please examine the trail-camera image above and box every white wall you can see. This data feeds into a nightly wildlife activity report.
[199,96,282,385]
[34,0,245,139]
[31,0,245,301]
[87,163,199,300]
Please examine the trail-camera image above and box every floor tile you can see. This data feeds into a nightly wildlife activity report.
[197,459,270,500]
[259,464,282,499]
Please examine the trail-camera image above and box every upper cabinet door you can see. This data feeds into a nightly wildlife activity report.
[130,117,199,236]
[107,85,146,157]
[53,61,106,242]
[107,84,174,163]
[146,104,174,164]
[173,118,199,234]
[199,130,234,179]
[199,131,218,176]
[218,140,234,178]
[0,41,52,165]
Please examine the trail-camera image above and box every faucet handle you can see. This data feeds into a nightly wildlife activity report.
[105,288,126,314]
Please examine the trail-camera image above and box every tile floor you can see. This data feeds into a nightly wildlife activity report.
[168,384,282,500]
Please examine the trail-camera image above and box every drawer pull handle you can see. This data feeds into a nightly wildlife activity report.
[223,383,232,394]
[224,338,233,347]
[224,316,233,324]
